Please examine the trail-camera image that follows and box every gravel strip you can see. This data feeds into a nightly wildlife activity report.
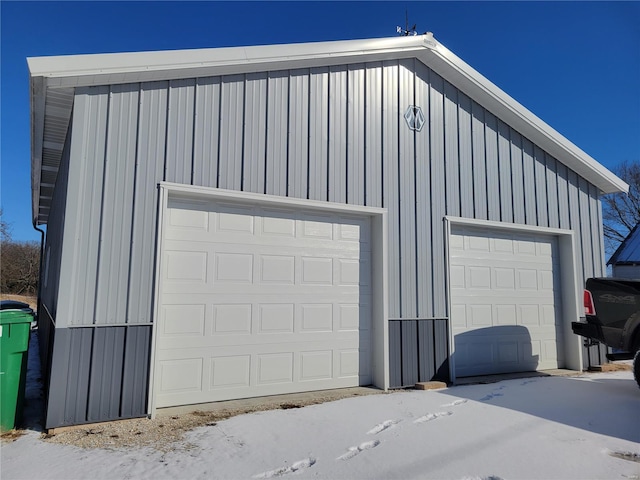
[39,390,381,452]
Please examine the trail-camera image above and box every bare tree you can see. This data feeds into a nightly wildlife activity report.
[0,208,11,241]
[0,241,40,295]
[0,211,40,294]
[602,160,640,257]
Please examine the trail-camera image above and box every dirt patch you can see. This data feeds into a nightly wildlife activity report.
[0,294,37,310]
[41,390,381,452]
[0,430,25,443]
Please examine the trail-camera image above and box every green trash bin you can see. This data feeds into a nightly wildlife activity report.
[0,300,34,431]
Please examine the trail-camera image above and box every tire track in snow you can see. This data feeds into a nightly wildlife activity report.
[253,457,316,478]
[367,419,401,435]
[336,440,380,461]
[413,411,453,424]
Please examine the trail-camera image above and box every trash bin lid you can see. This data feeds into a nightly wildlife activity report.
[0,301,34,323]
[0,300,32,311]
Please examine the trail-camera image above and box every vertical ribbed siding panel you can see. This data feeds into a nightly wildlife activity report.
[579,177,595,278]
[165,79,195,184]
[87,327,125,422]
[308,67,329,201]
[522,138,536,225]
[567,170,584,284]
[328,66,347,203]
[128,82,168,324]
[415,63,432,318]
[534,146,548,227]
[557,163,571,230]
[95,85,139,325]
[219,75,244,191]
[434,319,449,379]
[471,101,487,220]
[399,60,417,318]
[347,65,365,205]
[401,320,418,385]
[510,131,525,224]
[45,326,152,428]
[545,155,560,228]
[365,63,383,207]
[288,70,309,200]
[417,321,435,381]
[444,81,460,217]
[382,61,400,318]
[265,71,289,196]
[65,87,109,327]
[120,326,151,417]
[590,185,605,275]
[44,328,89,426]
[243,72,267,194]
[458,93,473,219]
[388,321,402,388]
[497,120,513,223]
[63,329,92,424]
[429,73,446,317]
[193,77,221,188]
[485,113,500,222]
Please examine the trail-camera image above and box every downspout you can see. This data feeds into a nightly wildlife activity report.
[33,223,45,324]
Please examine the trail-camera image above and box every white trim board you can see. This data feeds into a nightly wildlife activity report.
[148,183,389,416]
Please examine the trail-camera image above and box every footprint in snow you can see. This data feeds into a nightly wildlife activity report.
[479,392,504,402]
[367,419,401,435]
[414,411,453,424]
[520,379,536,386]
[253,458,316,478]
[607,450,640,463]
[337,440,380,461]
[441,399,468,407]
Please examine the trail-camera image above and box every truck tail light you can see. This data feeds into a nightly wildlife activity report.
[584,289,596,316]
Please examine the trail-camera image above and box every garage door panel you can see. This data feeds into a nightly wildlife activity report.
[451,226,563,377]
[156,200,372,408]
[157,330,365,350]
[211,355,251,388]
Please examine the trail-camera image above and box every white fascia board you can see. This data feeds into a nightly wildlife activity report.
[27,36,426,87]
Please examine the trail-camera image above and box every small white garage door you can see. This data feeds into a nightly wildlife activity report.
[154,197,371,408]
[450,225,564,378]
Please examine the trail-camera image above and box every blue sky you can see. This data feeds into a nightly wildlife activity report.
[1,1,639,242]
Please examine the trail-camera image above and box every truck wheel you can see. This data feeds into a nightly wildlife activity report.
[634,350,640,389]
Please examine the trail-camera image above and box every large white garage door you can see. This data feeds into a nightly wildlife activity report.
[154,197,371,408]
[450,225,564,378]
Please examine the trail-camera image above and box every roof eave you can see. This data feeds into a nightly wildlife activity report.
[30,73,46,227]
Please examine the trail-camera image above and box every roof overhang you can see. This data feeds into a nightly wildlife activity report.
[28,34,629,224]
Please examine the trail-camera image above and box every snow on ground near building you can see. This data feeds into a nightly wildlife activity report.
[1,333,639,480]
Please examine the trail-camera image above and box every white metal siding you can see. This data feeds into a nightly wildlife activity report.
[61,60,605,326]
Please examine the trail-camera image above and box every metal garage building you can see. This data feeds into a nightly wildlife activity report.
[29,34,628,429]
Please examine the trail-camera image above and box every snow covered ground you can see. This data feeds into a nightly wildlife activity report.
[1,333,639,480]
